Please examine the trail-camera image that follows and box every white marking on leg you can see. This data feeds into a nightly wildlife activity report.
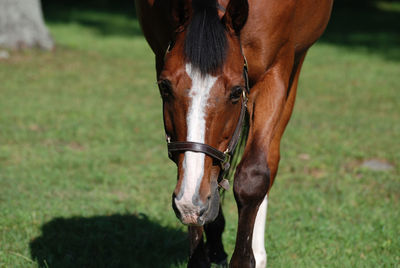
[252,194,268,268]
[174,64,217,217]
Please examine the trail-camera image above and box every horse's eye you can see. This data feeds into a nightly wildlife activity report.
[230,86,243,102]
[158,80,173,100]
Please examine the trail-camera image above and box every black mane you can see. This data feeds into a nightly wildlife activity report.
[184,0,227,75]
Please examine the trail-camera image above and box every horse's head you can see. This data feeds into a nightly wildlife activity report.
[158,0,249,225]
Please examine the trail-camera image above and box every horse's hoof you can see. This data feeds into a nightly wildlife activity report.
[211,258,228,268]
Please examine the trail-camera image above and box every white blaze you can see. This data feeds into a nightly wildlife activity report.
[252,194,268,268]
[175,64,217,213]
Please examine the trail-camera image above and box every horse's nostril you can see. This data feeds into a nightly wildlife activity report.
[199,206,207,217]
[199,197,211,217]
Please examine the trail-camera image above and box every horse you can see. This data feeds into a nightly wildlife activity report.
[135,0,333,267]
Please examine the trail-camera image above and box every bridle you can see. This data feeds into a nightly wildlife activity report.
[163,44,250,190]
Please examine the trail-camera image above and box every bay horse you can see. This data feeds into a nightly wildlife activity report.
[135,0,333,267]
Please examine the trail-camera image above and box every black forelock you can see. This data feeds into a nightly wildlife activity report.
[184,0,227,75]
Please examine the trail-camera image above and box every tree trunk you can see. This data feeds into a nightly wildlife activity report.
[0,0,53,50]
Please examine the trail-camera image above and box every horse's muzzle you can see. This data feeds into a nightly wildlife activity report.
[172,189,220,226]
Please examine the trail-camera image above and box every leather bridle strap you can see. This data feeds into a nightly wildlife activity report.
[225,60,249,155]
[168,141,227,163]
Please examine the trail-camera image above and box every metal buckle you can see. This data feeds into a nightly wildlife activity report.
[222,150,231,170]
[242,90,248,106]
[166,135,172,158]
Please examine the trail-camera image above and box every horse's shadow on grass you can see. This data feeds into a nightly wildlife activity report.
[30,214,188,268]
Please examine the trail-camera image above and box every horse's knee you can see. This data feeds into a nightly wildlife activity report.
[233,145,270,206]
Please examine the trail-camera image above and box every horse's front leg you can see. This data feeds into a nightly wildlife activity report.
[188,226,209,268]
[204,205,228,267]
[230,50,299,268]
[230,143,270,268]
[188,205,228,268]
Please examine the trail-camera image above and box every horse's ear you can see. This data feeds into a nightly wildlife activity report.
[223,0,249,35]
[171,0,191,32]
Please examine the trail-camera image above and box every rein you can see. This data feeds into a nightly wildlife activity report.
[164,44,250,190]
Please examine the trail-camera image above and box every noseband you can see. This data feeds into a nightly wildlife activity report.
[164,48,250,189]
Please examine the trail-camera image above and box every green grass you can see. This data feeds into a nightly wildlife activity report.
[0,3,399,267]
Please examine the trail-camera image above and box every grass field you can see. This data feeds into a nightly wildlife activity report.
[0,2,399,267]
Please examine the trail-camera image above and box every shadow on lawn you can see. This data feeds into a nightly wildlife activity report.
[320,4,400,61]
[30,214,187,267]
[42,1,142,37]
[41,1,400,61]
